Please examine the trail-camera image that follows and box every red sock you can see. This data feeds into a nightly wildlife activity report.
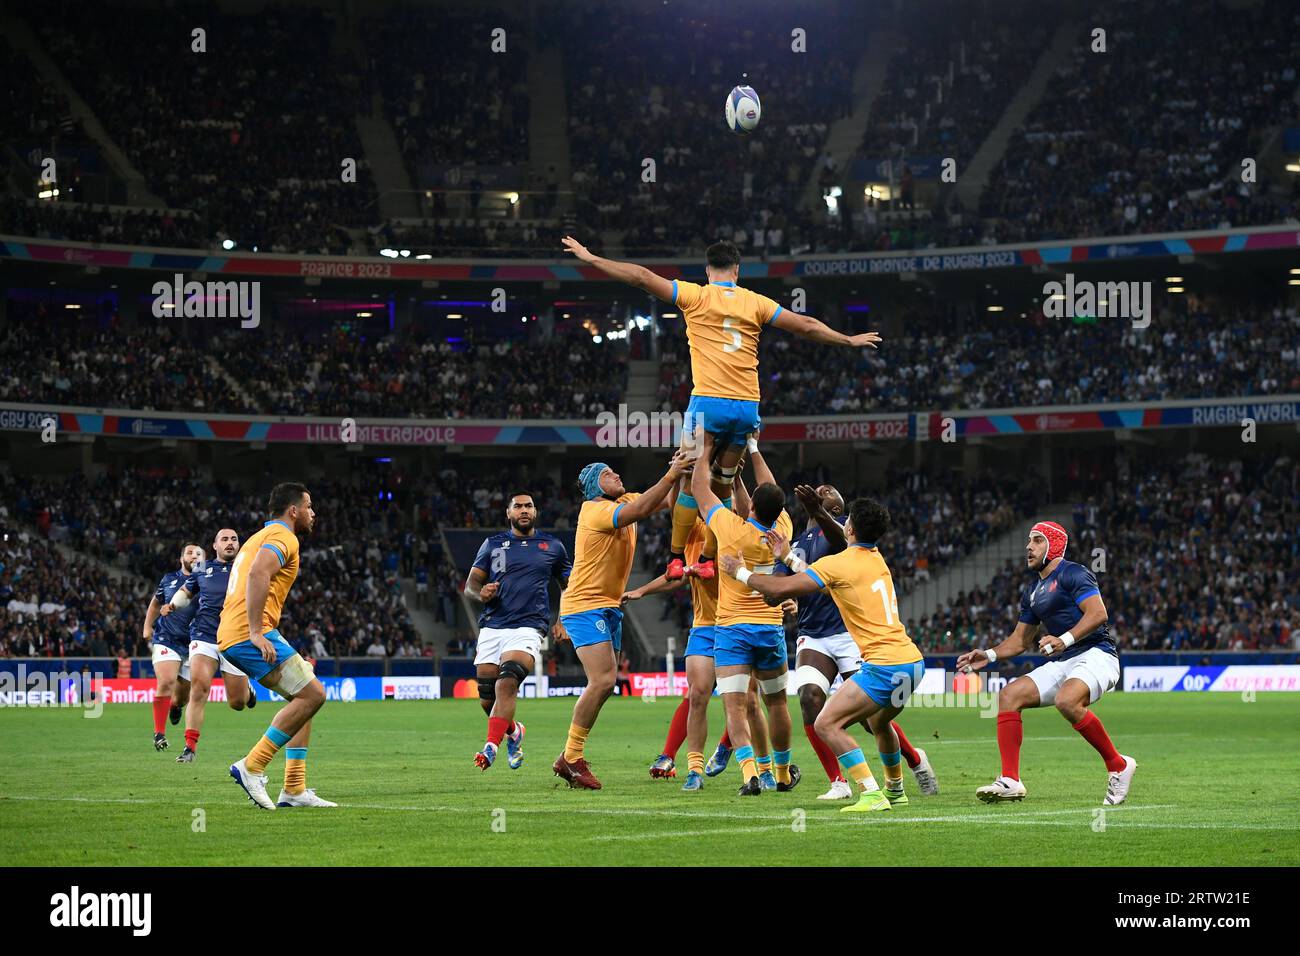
[152,694,169,734]
[184,729,200,751]
[997,712,1023,780]
[891,721,920,769]
[804,723,841,783]
[718,729,731,749]
[662,698,690,759]
[1073,711,1126,772]
[487,716,510,747]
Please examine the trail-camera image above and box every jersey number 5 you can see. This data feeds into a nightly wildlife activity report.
[721,316,742,353]
[871,578,899,626]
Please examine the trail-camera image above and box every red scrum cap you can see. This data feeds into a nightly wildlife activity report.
[1029,520,1068,561]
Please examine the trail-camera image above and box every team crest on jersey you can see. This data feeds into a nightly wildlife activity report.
[205,567,213,576]
[1048,581,1058,592]
[539,542,549,550]
[501,540,510,549]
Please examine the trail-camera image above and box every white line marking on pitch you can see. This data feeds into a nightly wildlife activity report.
[0,793,1182,827]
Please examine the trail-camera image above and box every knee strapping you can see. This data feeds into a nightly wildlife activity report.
[477,676,497,701]
[715,673,751,695]
[793,665,831,694]
[759,673,788,695]
[498,660,530,687]
[268,655,314,698]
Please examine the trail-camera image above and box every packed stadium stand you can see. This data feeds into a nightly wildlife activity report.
[977,0,1300,243]
[0,468,423,659]
[25,2,375,254]
[4,0,1298,256]
[915,452,1299,654]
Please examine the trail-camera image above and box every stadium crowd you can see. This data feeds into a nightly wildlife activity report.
[0,312,253,413]
[978,0,1300,243]
[0,531,146,658]
[0,469,422,659]
[858,0,1049,172]
[363,6,530,172]
[558,0,860,259]
[6,0,1296,258]
[33,3,373,255]
[913,453,1300,653]
[6,294,1294,420]
[750,298,1300,415]
[215,325,626,419]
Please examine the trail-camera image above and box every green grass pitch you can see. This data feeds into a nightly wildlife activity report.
[2,693,1297,866]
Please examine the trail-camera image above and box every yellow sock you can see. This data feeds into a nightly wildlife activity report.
[688,751,705,774]
[564,723,590,762]
[756,754,772,776]
[774,749,791,785]
[670,496,698,554]
[847,761,879,792]
[245,734,281,775]
[884,761,904,790]
[284,747,307,795]
[739,756,758,780]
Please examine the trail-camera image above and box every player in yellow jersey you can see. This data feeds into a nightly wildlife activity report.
[561,235,881,583]
[690,429,800,796]
[623,495,785,792]
[220,482,335,810]
[553,451,692,790]
[722,497,926,813]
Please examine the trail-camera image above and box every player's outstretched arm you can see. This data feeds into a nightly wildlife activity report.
[957,621,1036,673]
[561,236,675,304]
[622,573,685,604]
[616,449,692,526]
[746,433,776,488]
[771,310,882,349]
[718,553,819,601]
[690,430,723,516]
[731,470,751,519]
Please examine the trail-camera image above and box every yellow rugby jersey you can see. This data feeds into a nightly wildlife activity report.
[559,493,640,615]
[707,504,793,627]
[216,519,301,651]
[673,280,783,402]
[685,520,718,628]
[805,545,922,666]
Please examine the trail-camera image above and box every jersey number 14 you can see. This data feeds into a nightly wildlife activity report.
[871,578,899,626]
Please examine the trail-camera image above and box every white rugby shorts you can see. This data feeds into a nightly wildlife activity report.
[474,626,543,666]
[795,631,862,676]
[1024,645,1120,705]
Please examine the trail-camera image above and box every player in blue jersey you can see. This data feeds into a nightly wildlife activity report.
[957,521,1136,805]
[465,493,572,771]
[157,528,256,763]
[769,483,938,801]
[142,543,204,751]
